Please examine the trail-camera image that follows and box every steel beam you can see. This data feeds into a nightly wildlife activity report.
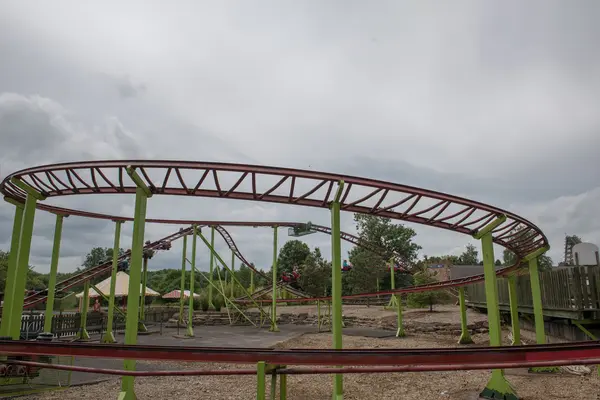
[119,186,148,400]
[103,220,123,343]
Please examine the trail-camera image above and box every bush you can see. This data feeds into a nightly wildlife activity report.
[213,294,224,312]
[194,295,209,312]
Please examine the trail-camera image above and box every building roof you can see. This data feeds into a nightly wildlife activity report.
[162,289,200,299]
[76,271,160,298]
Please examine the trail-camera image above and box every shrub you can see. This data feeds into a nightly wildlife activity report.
[194,295,209,312]
[213,294,224,312]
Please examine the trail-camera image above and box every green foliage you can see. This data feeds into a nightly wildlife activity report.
[345,214,420,295]
[407,271,447,311]
[196,294,209,312]
[277,240,311,274]
[213,294,224,312]
[81,247,125,270]
[0,250,52,292]
[298,248,331,297]
[455,243,479,265]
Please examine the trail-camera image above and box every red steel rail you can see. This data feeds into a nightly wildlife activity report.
[9,357,600,377]
[1,340,599,366]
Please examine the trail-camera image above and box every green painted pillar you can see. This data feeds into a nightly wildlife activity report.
[507,274,520,345]
[231,250,235,298]
[103,220,123,343]
[389,260,404,337]
[138,256,148,332]
[476,216,517,400]
[79,280,91,340]
[179,234,188,325]
[208,226,215,309]
[528,256,546,345]
[0,202,24,338]
[330,181,344,400]
[458,287,473,344]
[119,167,150,400]
[270,226,279,332]
[187,225,197,337]
[44,214,64,333]
[9,187,42,340]
[257,361,266,400]
[250,269,255,294]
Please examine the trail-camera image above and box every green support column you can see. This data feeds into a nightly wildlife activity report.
[388,259,404,337]
[231,250,236,298]
[526,248,559,373]
[527,251,547,345]
[250,269,255,294]
[270,226,279,332]
[330,181,344,400]
[507,274,520,345]
[208,226,215,309]
[458,287,473,344]
[103,220,123,343]
[475,215,517,400]
[179,234,188,325]
[8,180,44,340]
[79,280,91,340]
[44,214,65,333]
[119,167,150,400]
[187,225,197,337]
[257,361,267,400]
[138,256,149,333]
[0,201,24,338]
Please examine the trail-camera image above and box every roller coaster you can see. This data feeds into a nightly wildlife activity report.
[0,160,596,400]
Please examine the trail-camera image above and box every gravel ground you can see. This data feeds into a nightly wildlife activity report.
[29,327,599,400]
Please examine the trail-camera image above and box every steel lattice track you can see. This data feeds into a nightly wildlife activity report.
[0,160,548,258]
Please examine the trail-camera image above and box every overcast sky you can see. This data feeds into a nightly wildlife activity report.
[1,1,599,275]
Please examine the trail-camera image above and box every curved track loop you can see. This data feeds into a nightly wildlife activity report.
[1,160,548,258]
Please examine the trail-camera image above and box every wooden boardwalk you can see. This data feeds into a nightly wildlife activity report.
[466,266,600,321]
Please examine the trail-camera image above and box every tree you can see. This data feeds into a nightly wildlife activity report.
[456,243,479,265]
[81,247,125,270]
[298,248,331,297]
[345,214,421,294]
[407,271,448,311]
[277,240,311,275]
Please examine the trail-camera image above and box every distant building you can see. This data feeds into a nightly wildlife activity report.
[426,263,503,282]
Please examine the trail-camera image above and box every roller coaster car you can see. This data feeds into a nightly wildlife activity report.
[156,240,172,251]
[281,270,300,283]
[0,354,55,380]
[388,264,408,273]
[342,260,352,272]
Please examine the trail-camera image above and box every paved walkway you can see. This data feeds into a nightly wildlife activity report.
[66,324,316,385]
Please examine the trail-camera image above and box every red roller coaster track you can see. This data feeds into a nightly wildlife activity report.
[0,160,549,309]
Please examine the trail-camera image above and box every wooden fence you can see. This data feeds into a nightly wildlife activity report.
[9,308,175,339]
[466,266,600,320]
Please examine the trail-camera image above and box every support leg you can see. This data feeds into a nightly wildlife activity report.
[507,275,520,345]
[9,192,40,340]
[138,256,148,333]
[187,225,197,337]
[178,234,188,326]
[231,250,236,298]
[528,255,559,373]
[208,226,215,309]
[279,373,287,400]
[103,221,122,343]
[330,182,344,400]
[458,287,473,344]
[78,280,90,340]
[44,214,64,333]
[0,203,24,338]
[478,228,517,400]
[257,361,266,400]
[119,183,149,400]
[250,269,255,294]
[395,293,405,338]
[270,226,279,332]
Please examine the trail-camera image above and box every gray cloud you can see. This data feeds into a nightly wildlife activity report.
[0,1,599,273]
